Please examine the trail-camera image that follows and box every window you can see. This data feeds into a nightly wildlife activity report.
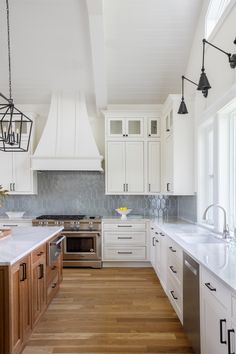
[205,0,232,38]
[199,120,214,225]
[199,98,236,233]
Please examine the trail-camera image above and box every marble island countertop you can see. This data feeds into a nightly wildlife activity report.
[155,220,236,293]
[0,226,63,265]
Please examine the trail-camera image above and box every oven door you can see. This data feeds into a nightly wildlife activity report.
[63,232,101,260]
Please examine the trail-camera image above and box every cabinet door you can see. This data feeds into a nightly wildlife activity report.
[201,286,229,354]
[13,148,32,193]
[148,118,160,138]
[154,232,161,275]
[107,118,125,138]
[148,141,161,193]
[126,118,143,138]
[165,134,173,193]
[11,256,31,354]
[150,226,156,268]
[125,142,144,193]
[32,254,46,327]
[107,142,126,193]
[0,151,13,190]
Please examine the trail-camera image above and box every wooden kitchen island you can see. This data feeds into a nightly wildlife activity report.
[0,226,63,354]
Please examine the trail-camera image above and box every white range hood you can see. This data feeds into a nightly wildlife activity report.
[32,92,103,171]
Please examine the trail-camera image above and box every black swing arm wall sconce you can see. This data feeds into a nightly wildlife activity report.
[178,75,208,115]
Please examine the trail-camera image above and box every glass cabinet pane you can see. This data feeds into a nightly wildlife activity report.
[128,120,141,135]
[110,120,123,135]
[150,120,157,135]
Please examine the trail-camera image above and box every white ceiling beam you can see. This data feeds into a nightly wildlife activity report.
[86,0,107,110]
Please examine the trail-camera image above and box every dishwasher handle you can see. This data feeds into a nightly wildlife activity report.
[50,235,65,246]
[184,259,198,276]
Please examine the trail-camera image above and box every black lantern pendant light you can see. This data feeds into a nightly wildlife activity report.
[178,75,208,115]
[0,0,33,152]
[198,38,236,92]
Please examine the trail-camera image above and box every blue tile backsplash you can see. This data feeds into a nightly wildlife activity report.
[0,171,178,218]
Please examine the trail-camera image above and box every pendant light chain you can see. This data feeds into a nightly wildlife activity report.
[6,0,12,100]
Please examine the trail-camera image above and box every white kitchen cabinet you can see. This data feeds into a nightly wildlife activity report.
[161,95,194,195]
[106,141,144,194]
[148,141,161,193]
[200,267,231,354]
[104,109,161,195]
[102,220,149,263]
[0,144,37,194]
[107,117,143,138]
[147,118,160,138]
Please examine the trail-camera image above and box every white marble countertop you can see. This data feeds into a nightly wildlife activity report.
[153,219,236,293]
[0,226,63,265]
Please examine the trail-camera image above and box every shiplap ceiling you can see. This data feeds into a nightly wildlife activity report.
[104,0,203,104]
[0,0,203,105]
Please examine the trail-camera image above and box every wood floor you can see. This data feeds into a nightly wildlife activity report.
[23,268,193,354]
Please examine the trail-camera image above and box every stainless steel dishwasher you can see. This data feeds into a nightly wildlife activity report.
[183,252,201,354]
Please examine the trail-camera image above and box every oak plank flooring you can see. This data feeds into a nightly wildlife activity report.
[23,268,193,354]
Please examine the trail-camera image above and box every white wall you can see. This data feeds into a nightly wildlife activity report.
[183,0,236,220]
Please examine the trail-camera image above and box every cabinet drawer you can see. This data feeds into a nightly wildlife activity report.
[103,232,146,245]
[103,223,146,232]
[32,244,46,264]
[47,272,59,303]
[201,267,231,309]
[167,277,183,322]
[167,256,183,286]
[103,247,146,260]
[167,238,183,263]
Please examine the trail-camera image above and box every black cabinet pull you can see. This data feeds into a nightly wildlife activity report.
[151,227,154,230]
[169,265,177,274]
[220,319,227,344]
[167,183,170,192]
[152,236,156,246]
[169,246,176,253]
[160,233,165,237]
[52,282,57,289]
[20,263,25,282]
[205,282,216,291]
[155,232,159,235]
[38,264,44,279]
[155,239,159,243]
[228,329,235,354]
[170,290,178,300]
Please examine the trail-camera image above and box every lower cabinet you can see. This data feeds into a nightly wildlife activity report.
[31,245,46,327]
[0,234,63,354]
[102,221,148,262]
[200,267,231,354]
[11,255,31,354]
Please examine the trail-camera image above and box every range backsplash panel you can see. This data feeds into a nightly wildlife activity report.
[0,171,178,218]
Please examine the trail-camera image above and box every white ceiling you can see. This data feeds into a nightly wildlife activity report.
[0,0,203,106]
[104,0,203,104]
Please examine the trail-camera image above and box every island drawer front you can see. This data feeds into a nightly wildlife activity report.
[103,247,146,260]
[103,223,146,231]
[32,244,47,264]
[103,232,146,245]
[201,267,231,309]
[47,272,59,303]
[166,238,183,263]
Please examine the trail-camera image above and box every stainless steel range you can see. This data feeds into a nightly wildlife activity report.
[32,215,102,268]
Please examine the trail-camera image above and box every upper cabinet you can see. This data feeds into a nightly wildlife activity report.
[107,117,144,138]
[0,113,37,195]
[161,95,194,195]
[103,109,162,195]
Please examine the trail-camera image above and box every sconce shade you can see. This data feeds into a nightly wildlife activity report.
[178,99,188,114]
[197,71,211,91]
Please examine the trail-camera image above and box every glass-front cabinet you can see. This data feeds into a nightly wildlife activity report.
[147,118,160,138]
[107,117,143,138]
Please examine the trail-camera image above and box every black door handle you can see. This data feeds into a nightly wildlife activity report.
[152,236,156,246]
[220,319,227,344]
[228,329,235,354]
[205,282,216,291]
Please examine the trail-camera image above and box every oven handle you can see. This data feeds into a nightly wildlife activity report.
[50,235,65,245]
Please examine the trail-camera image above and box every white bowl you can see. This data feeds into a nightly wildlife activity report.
[115,209,132,220]
[5,211,25,219]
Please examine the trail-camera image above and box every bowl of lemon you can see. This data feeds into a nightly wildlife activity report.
[115,207,132,220]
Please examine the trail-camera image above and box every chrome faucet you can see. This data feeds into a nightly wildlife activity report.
[202,204,230,239]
